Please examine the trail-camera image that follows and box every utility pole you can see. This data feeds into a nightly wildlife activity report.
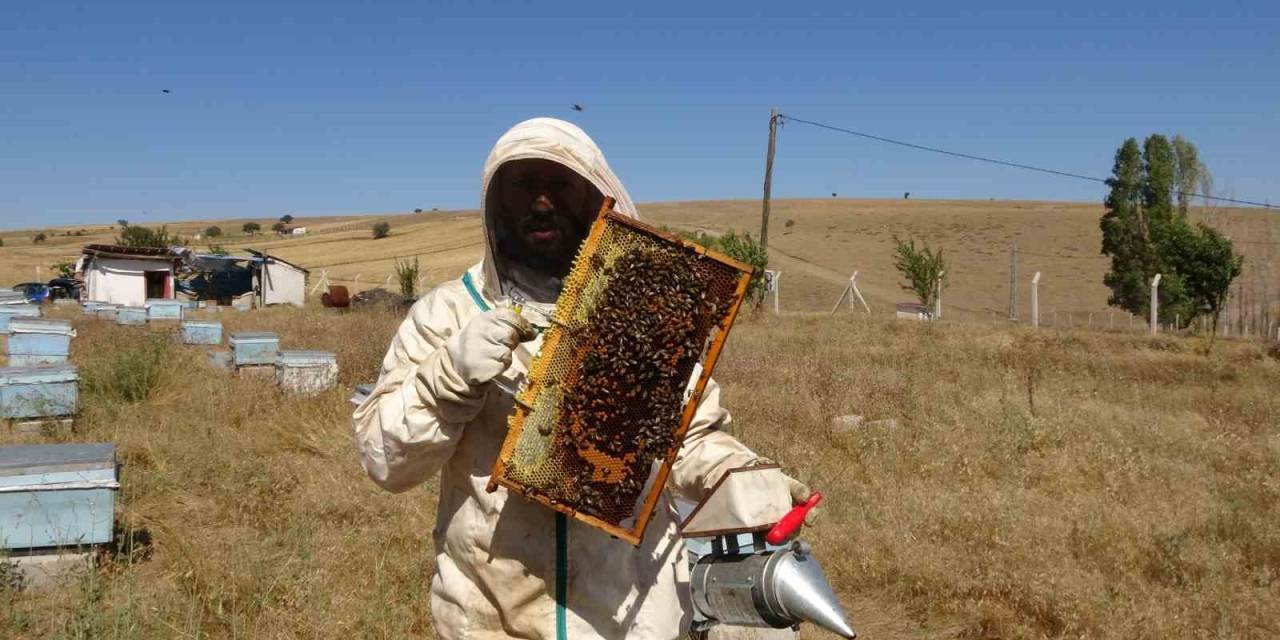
[760,108,779,252]
[1008,243,1018,320]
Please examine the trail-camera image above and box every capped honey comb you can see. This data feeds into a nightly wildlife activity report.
[487,202,753,545]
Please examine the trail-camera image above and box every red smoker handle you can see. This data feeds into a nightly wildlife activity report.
[766,491,823,545]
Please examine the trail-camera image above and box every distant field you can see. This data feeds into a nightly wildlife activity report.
[3,199,1277,324]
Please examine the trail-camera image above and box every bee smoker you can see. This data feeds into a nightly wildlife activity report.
[682,467,855,638]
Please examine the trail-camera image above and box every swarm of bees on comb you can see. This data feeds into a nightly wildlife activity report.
[489,206,752,544]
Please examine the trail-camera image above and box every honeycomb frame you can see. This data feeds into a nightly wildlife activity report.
[486,201,753,545]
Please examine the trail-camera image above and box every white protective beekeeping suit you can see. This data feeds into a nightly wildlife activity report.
[353,118,770,640]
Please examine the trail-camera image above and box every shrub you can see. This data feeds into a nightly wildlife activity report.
[242,221,261,235]
[892,236,947,309]
[717,231,769,302]
[396,257,421,300]
[271,221,287,233]
[372,221,391,239]
[81,333,171,403]
[33,232,46,244]
[117,225,182,248]
[204,226,222,238]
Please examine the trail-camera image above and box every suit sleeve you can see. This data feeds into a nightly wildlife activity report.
[352,290,488,493]
[666,375,763,503]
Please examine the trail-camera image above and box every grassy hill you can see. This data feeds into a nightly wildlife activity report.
[5,199,1277,326]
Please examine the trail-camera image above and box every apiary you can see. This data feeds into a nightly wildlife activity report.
[228,331,279,367]
[116,306,148,326]
[0,443,117,550]
[488,203,753,545]
[0,305,42,334]
[0,364,78,420]
[146,298,184,321]
[275,350,337,395]
[7,319,75,367]
[181,320,222,345]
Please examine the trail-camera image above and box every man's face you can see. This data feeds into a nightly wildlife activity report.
[494,158,599,277]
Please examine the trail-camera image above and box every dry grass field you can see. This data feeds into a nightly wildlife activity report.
[1,302,1277,639]
[5,198,1277,326]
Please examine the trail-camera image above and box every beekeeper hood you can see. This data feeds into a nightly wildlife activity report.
[480,117,637,304]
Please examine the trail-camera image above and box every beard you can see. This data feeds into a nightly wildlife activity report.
[496,210,591,278]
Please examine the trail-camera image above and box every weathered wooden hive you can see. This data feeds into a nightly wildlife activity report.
[275,350,338,395]
[81,301,107,316]
[0,443,117,550]
[145,299,184,322]
[182,320,222,345]
[115,306,148,326]
[0,364,78,420]
[7,319,75,366]
[94,304,119,321]
[228,331,279,367]
[0,305,42,334]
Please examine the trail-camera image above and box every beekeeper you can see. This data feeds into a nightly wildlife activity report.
[353,117,814,639]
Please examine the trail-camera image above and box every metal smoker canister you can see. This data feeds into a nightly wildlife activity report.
[691,541,855,638]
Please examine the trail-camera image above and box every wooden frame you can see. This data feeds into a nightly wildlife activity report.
[487,202,754,545]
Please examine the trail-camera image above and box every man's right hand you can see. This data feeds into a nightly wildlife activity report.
[445,308,537,386]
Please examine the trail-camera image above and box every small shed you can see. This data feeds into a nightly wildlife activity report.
[79,245,183,307]
[247,251,308,307]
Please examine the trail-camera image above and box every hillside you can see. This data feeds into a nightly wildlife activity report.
[4,199,1277,325]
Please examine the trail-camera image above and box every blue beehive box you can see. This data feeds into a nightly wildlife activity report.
[182,320,222,345]
[116,306,148,326]
[94,305,118,320]
[0,443,117,550]
[146,299,184,321]
[229,331,279,366]
[82,301,108,316]
[0,364,78,419]
[0,305,42,334]
[7,319,75,367]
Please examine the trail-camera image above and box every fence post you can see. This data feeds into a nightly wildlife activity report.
[934,270,944,320]
[1030,272,1041,328]
[1150,274,1162,335]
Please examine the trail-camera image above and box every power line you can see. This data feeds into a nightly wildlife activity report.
[779,114,1278,210]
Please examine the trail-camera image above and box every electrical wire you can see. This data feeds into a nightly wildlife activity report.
[779,114,1278,210]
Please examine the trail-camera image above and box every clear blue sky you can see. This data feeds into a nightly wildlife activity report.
[2,1,1276,229]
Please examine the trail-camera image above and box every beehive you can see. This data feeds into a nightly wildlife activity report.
[94,305,118,321]
[116,306,148,326]
[182,320,222,345]
[275,350,338,395]
[0,364,78,420]
[7,319,75,367]
[0,443,117,550]
[0,305,42,334]
[82,301,108,316]
[229,331,279,366]
[146,299,184,321]
[487,206,752,545]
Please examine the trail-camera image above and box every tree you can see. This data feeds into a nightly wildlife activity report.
[271,221,287,233]
[892,236,946,309]
[414,208,423,214]
[117,219,129,228]
[280,214,294,224]
[33,232,47,244]
[717,231,768,303]
[372,221,391,239]
[1166,222,1243,333]
[242,221,261,235]
[204,225,222,238]
[117,224,182,248]
[1101,134,1238,325]
[396,257,421,300]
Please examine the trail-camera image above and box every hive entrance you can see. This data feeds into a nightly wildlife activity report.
[487,204,753,545]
